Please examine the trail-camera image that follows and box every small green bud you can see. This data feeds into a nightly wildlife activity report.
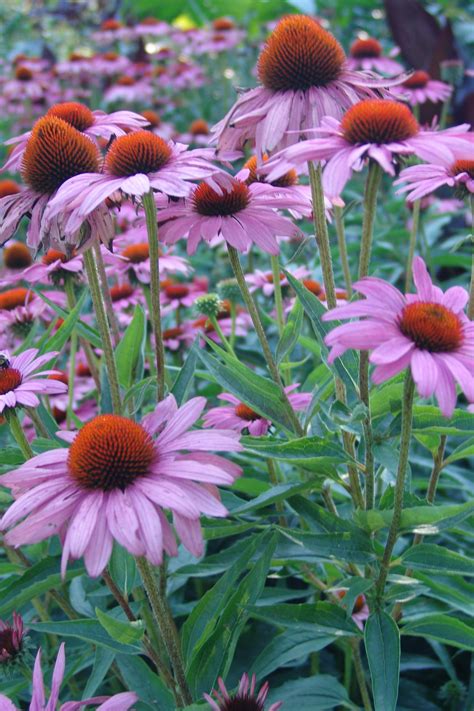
[217,278,241,303]
[194,293,222,317]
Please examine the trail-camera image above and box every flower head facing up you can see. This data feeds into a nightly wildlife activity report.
[347,37,403,75]
[341,99,419,145]
[323,257,473,416]
[46,102,95,131]
[3,243,33,270]
[105,131,172,177]
[350,38,382,59]
[257,14,345,92]
[204,672,282,711]
[0,348,67,414]
[21,116,100,195]
[392,70,452,105]
[0,394,242,576]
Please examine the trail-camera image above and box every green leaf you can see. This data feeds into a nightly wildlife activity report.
[0,558,83,617]
[231,482,314,515]
[266,675,356,710]
[171,341,199,405]
[95,607,144,645]
[284,271,358,393]
[412,406,474,434]
[241,434,351,470]
[181,531,263,664]
[115,304,146,389]
[116,654,175,710]
[186,532,278,698]
[252,630,336,679]
[27,619,143,654]
[402,544,474,576]
[355,501,474,534]
[443,436,474,465]
[82,648,115,700]
[402,614,474,651]
[249,601,361,635]
[34,289,101,349]
[108,545,137,597]
[37,289,88,362]
[275,528,376,565]
[365,612,400,711]
[196,346,297,433]
[276,297,303,363]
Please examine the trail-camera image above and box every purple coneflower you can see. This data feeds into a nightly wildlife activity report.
[396,154,474,201]
[323,257,474,417]
[0,643,137,710]
[204,672,282,711]
[261,99,472,203]
[204,385,311,436]
[391,70,452,106]
[0,394,242,576]
[346,37,403,76]
[246,266,309,296]
[158,173,307,255]
[212,14,408,156]
[0,348,66,413]
[0,613,25,667]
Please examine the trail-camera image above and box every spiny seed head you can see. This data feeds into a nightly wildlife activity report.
[193,181,250,216]
[100,19,123,31]
[0,288,31,311]
[110,283,135,302]
[189,119,209,136]
[46,102,95,132]
[165,283,190,299]
[244,155,297,187]
[15,66,33,81]
[68,415,155,491]
[235,403,260,422]
[105,131,172,177]
[116,75,135,86]
[257,15,345,92]
[0,368,22,395]
[121,243,150,263]
[403,70,430,89]
[195,293,221,317]
[42,249,69,265]
[3,243,32,270]
[341,99,419,145]
[0,180,20,198]
[452,159,474,178]
[212,17,235,31]
[21,116,100,195]
[142,110,161,128]
[399,302,462,353]
[302,279,322,295]
[350,37,382,58]
[163,326,184,340]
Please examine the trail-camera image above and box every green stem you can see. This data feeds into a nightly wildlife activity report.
[308,161,337,309]
[136,558,192,706]
[6,409,33,459]
[94,242,120,347]
[209,317,234,355]
[64,278,101,394]
[142,191,166,402]
[229,301,237,349]
[405,199,421,293]
[271,255,285,334]
[66,327,78,428]
[469,196,474,321]
[359,161,382,280]
[350,638,373,711]
[226,244,304,437]
[83,249,122,415]
[375,372,415,603]
[334,205,353,297]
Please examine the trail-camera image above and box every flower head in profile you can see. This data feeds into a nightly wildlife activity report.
[0,348,66,414]
[261,99,472,203]
[323,257,473,416]
[205,673,282,711]
[346,37,403,76]
[158,173,308,255]
[2,102,149,174]
[204,385,311,436]
[391,70,452,106]
[0,395,242,577]
[334,589,370,631]
[396,151,474,201]
[0,643,137,710]
[0,116,113,251]
[0,613,26,670]
[212,14,409,156]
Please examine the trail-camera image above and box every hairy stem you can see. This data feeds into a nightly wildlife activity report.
[308,161,337,308]
[405,199,421,292]
[94,242,120,347]
[334,205,353,297]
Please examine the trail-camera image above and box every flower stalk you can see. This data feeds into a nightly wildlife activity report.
[142,190,166,402]
[308,161,337,309]
[405,199,421,293]
[334,205,353,297]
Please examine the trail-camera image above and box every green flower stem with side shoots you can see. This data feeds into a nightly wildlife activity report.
[226,244,304,437]
[375,371,416,604]
[142,190,166,402]
[359,160,382,511]
[136,557,192,706]
[83,248,122,415]
[405,199,421,293]
[334,205,353,297]
[308,161,337,309]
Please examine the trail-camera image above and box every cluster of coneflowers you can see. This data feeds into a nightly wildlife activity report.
[0,11,472,710]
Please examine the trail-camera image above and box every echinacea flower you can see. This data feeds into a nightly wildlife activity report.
[0,394,242,576]
[0,613,25,667]
[346,37,403,76]
[396,154,474,201]
[261,99,472,203]
[2,102,149,174]
[0,643,137,711]
[246,266,309,296]
[161,278,208,311]
[45,131,220,238]
[0,116,113,251]
[0,348,67,413]
[204,672,282,711]
[158,173,308,255]
[204,385,311,436]
[0,289,46,347]
[391,70,452,106]
[0,242,33,285]
[323,257,474,416]
[211,14,408,157]
[0,249,83,288]
[334,589,370,631]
